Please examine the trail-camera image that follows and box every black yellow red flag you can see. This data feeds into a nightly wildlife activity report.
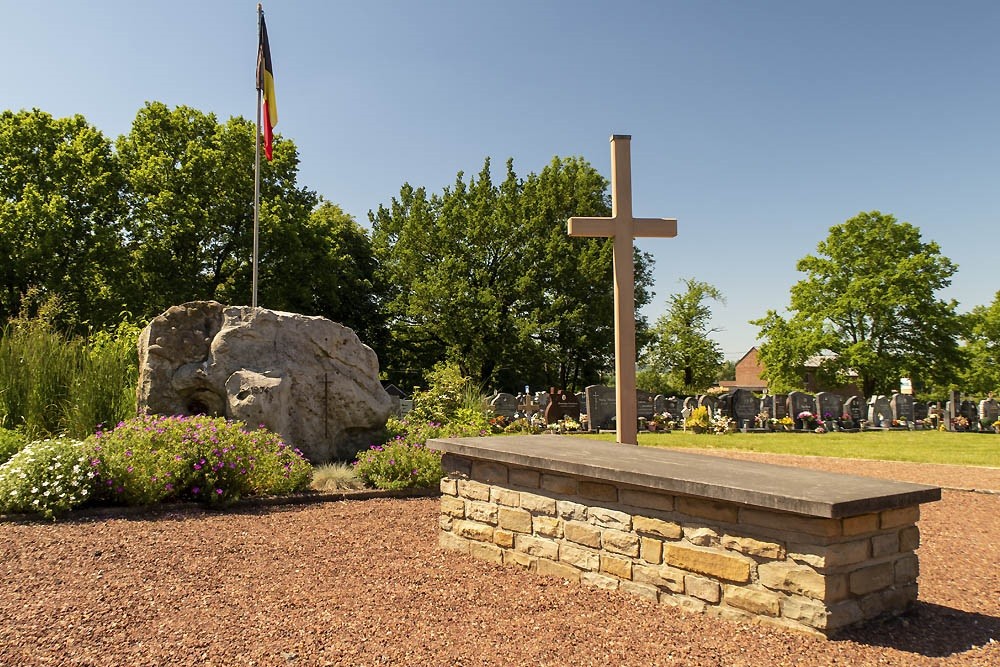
[256,15,277,160]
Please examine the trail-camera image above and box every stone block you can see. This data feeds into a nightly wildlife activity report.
[454,520,494,543]
[470,541,504,564]
[633,516,682,540]
[438,515,453,532]
[560,543,600,571]
[504,550,536,570]
[600,553,633,580]
[439,530,470,554]
[490,487,520,507]
[509,467,540,489]
[826,599,864,631]
[871,532,900,558]
[788,539,870,570]
[684,527,718,547]
[602,529,640,557]
[533,515,564,538]
[660,595,706,615]
[781,595,828,629]
[538,558,581,582]
[899,525,920,552]
[684,575,721,603]
[581,572,620,590]
[894,554,919,584]
[515,534,559,560]
[632,564,662,587]
[556,500,588,522]
[677,497,739,524]
[849,562,894,595]
[721,534,785,560]
[664,544,751,583]
[440,477,458,496]
[498,507,533,534]
[440,495,465,518]
[541,474,578,496]
[880,505,919,530]
[621,581,660,603]
[620,488,674,512]
[842,513,879,536]
[640,536,663,564]
[466,500,498,525]
[519,493,557,516]
[589,507,632,531]
[494,529,515,549]
[740,509,841,538]
[442,454,471,478]
[758,562,830,601]
[723,585,781,617]
[471,460,508,484]
[658,566,686,593]
[578,481,618,503]
[457,479,490,502]
[564,521,602,549]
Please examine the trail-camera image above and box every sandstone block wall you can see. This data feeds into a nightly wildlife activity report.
[438,454,923,637]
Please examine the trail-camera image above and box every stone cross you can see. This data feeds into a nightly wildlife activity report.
[568,135,677,445]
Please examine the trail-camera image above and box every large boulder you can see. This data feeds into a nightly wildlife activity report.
[136,301,393,462]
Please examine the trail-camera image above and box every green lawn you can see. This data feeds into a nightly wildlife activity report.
[583,429,1000,468]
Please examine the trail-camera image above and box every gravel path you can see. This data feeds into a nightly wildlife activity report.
[1,452,998,666]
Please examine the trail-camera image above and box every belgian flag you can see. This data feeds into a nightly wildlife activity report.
[256,14,277,160]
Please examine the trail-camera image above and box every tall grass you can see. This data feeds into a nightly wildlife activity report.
[0,319,139,439]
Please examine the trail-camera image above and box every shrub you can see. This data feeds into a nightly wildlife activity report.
[310,463,366,491]
[353,441,443,490]
[685,406,710,429]
[0,427,26,465]
[0,437,93,519]
[86,414,312,506]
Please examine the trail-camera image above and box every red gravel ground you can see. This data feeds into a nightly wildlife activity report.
[1,452,997,666]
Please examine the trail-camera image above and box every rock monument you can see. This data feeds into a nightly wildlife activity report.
[136,301,393,462]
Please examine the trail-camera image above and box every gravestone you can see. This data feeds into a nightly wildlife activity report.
[890,393,915,422]
[636,390,656,420]
[585,385,617,431]
[662,396,679,417]
[761,394,789,420]
[815,392,844,423]
[653,395,665,414]
[488,393,518,420]
[979,398,999,429]
[136,301,394,462]
[683,396,698,412]
[535,391,550,412]
[698,394,717,417]
[787,392,817,420]
[576,392,587,416]
[913,401,929,421]
[544,388,581,424]
[960,400,979,429]
[869,396,892,426]
[731,389,760,428]
[844,396,865,423]
[717,392,734,419]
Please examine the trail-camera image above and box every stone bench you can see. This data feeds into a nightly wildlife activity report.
[428,435,941,637]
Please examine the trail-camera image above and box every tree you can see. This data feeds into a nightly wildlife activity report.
[752,211,966,396]
[960,291,1000,395]
[370,156,654,391]
[0,109,127,330]
[641,278,725,392]
[116,102,318,318]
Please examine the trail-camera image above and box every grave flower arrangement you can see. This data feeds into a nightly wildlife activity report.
[951,415,969,431]
[710,413,736,435]
[684,406,710,432]
[797,411,818,428]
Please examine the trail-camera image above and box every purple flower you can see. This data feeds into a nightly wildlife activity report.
[215,488,223,495]
[124,450,132,458]
[191,486,200,495]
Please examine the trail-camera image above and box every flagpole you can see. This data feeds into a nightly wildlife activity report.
[252,3,263,309]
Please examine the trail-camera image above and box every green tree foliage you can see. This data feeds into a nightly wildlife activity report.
[961,291,1000,395]
[116,102,319,317]
[370,156,654,391]
[752,211,965,396]
[0,109,127,330]
[642,278,725,392]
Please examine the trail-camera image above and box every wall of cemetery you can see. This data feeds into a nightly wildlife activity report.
[436,449,934,637]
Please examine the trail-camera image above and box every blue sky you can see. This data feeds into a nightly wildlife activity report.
[6,1,998,360]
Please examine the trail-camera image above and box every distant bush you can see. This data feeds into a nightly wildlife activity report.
[0,428,26,465]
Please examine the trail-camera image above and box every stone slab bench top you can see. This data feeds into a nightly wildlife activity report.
[428,435,941,519]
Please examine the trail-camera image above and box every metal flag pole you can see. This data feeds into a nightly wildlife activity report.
[252,3,263,309]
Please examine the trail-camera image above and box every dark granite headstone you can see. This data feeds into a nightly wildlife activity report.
[488,393,518,420]
[731,389,760,428]
[787,392,817,419]
[844,396,865,422]
[683,396,698,412]
[815,392,844,422]
[544,388,581,424]
[653,395,665,414]
[890,393,915,422]
[869,396,892,426]
[913,401,929,421]
[980,398,999,428]
[960,400,979,428]
[636,390,656,420]
[698,394,718,417]
[663,396,679,416]
[585,385,617,431]
[576,392,587,416]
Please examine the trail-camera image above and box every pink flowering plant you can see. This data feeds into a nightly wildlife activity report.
[86,414,311,507]
[353,439,444,491]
